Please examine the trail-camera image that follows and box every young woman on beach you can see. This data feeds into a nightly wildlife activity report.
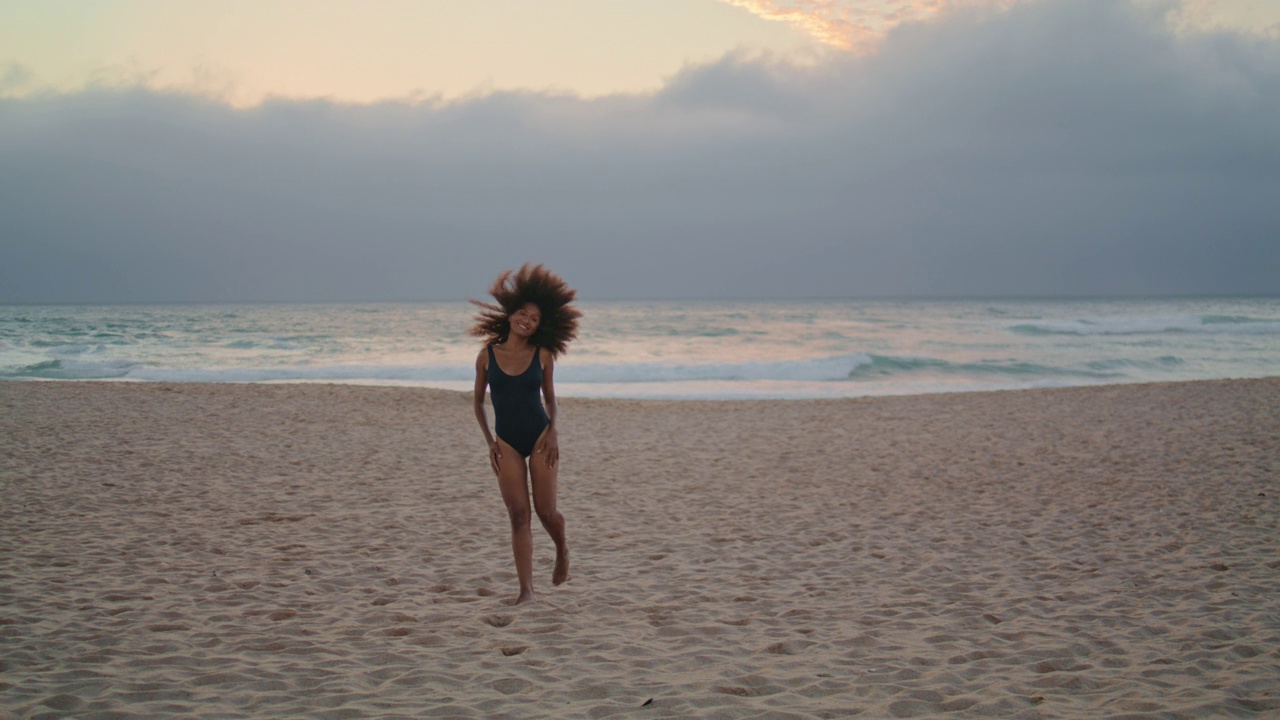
[471,264,582,605]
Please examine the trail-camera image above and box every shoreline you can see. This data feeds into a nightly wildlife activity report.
[6,372,1280,401]
[2,377,1277,718]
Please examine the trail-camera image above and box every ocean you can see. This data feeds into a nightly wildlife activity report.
[2,298,1278,399]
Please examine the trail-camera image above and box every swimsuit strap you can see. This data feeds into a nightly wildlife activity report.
[488,343,539,376]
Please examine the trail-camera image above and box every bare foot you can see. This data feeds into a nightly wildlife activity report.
[511,590,536,605]
[552,548,570,586]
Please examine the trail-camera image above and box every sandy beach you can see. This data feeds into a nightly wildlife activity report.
[1,379,1277,719]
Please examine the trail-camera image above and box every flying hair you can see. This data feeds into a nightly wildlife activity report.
[469,264,582,356]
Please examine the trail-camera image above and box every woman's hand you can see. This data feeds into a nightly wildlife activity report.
[488,439,503,475]
[537,426,560,469]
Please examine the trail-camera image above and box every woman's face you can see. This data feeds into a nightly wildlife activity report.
[509,302,541,340]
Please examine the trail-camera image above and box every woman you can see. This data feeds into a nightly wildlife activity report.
[471,264,582,604]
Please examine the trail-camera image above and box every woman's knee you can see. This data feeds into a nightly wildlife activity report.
[506,505,532,530]
[534,506,561,526]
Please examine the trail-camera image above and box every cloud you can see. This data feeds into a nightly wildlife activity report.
[716,0,1025,51]
[716,0,876,51]
[1,0,1277,302]
[718,0,1278,51]
[1,62,33,92]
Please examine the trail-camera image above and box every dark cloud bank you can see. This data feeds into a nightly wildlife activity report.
[2,0,1278,303]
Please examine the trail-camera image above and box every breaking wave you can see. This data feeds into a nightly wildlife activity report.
[2,352,1191,385]
[1010,315,1280,337]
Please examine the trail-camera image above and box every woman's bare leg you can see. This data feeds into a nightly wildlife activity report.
[530,446,569,585]
[495,439,535,604]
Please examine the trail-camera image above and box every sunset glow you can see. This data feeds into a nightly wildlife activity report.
[2,0,1276,106]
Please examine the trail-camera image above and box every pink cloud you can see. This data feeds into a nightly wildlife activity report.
[719,0,1024,51]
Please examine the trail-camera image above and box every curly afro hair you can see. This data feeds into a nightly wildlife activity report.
[469,264,581,356]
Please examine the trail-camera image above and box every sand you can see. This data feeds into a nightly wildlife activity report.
[1,379,1277,719]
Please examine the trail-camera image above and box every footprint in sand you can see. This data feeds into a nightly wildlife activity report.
[483,614,514,628]
[713,686,758,697]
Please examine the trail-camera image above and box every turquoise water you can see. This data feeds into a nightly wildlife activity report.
[2,298,1278,399]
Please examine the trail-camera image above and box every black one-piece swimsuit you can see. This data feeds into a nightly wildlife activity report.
[487,344,549,458]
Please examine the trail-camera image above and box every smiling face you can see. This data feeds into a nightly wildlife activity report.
[508,302,542,340]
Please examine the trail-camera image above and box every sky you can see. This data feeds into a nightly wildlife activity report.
[1,0,1278,302]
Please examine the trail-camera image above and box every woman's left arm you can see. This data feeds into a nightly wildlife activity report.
[539,348,560,468]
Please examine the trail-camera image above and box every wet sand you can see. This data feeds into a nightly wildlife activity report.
[1,379,1277,719]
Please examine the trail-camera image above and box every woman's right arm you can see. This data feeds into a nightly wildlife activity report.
[473,349,501,473]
